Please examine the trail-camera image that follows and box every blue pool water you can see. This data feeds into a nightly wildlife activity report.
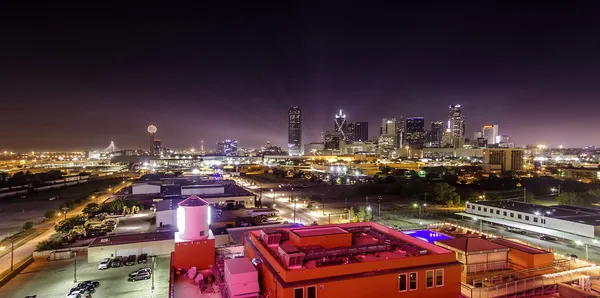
[403,229,453,243]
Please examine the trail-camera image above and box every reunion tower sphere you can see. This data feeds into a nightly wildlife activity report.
[147,125,157,134]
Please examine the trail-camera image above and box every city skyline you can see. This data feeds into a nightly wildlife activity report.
[2,3,600,150]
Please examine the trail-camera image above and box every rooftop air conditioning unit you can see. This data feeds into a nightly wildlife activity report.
[278,242,305,268]
[260,230,282,247]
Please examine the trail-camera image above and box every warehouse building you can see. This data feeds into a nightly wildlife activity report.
[465,200,600,238]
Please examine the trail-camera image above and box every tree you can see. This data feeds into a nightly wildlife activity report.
[44,210,56,219]
[348,207,356,222]
[557,192,585,206]
[54,215,87,233]
[433,183,461,207]
[82,203,100,215]
[23,221,33,230]
[385,176,396,183]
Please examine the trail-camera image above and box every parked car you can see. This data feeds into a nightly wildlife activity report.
[507,226,526,234]
[98,258,111,270]
[111,256,123,267]
[128,272,151,282]
[566,254,578,259]
[540,235,558,241]
[129,267,152,277]
[125,255,136,265]
[78,281,100,288]
[137,253,148,264]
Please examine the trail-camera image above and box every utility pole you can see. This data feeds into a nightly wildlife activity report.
[365,196,369,209]
[10,239,14,272]
[377,196,382,218]
[345,197,347,209]
[328,213,331,224]
[558,184,561,195]
[271,189,275,208]
[523,187,527,203]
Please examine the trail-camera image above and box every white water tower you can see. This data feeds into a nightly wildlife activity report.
[177,195,210,240]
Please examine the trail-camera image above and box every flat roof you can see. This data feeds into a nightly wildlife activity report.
[249,222,451,271]
[469,200,600,223]
[90,231,174,247]
[435,238,508,253]
[292,226,348,237]
[156,198,185,211]
[490,238,548,254]
[224,258,257,275]
[178,195,209,206]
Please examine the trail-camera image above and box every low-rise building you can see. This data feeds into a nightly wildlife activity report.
[87,231,174,263]
[244,222,461,298]
[466,200,600,238]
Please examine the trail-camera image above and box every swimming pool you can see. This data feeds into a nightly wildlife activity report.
[402,229,453,243]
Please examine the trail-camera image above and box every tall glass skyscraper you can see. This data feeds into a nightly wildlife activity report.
[288,106,302,156]
[430,121,443,147]
[405,117,425,149]
[448,104,465,148]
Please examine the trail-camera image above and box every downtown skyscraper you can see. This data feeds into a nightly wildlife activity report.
[405,117,425,149]
[448,104,465,148]
[430,121,443,147]
[288,106,302,156]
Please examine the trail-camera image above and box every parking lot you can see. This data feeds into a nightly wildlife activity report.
[0,254,170,298]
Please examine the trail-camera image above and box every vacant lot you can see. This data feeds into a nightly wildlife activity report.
[0,178,122,239]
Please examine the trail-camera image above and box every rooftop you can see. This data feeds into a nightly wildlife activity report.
[292,226,348,237]
[178,195,209,207]
[435,237,509,253]
[249,222,451,271]
[489,238,549,254]
[90,231,174,247]
[156,198,185,211]
[470,200,600,224]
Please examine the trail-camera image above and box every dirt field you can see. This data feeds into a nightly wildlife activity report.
[0,178,122,240]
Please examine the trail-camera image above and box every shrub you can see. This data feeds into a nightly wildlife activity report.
[44,210,56,219]
[23,221,33,230]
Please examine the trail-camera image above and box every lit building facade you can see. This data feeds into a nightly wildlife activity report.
[405,117,425,149]
[448,104,465,148]
[334,110,349,142]
[353,121,368,142]
[288,106,302,156]
[216,139,239,156]
[430,121,443,147]
[324,131,342,150]
[482,124,499,146]
[483,148,524,172]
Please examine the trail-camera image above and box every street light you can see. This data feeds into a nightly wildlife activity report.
[377,196,382,218]
[10,239,14,272]
[151,256,156,293]
[61,207,68,220]
[270,189,274,208]
[291,188,296,223]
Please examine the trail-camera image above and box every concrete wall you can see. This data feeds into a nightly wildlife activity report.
[87,239,174,263]
[181,185,224,195]
[466,202,597,238]
[156,210,176,227]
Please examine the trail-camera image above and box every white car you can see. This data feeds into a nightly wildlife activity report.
[98,258,111,270]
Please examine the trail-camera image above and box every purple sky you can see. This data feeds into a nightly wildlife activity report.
[1,2,600,151]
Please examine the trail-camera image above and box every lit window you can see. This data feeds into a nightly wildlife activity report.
[294,288,304,298]
[409,272,417,290]
[436,269,444,287]
[399,273,407,292]
[307,286,316,298]
[426,270,434,288]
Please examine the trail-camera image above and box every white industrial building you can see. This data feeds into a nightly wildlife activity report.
[466,200,600,238]
[132,182,162,195]
[155,198,184,228]
[87,231,175,263]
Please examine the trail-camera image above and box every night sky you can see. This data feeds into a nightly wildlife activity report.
[2,2,600,151]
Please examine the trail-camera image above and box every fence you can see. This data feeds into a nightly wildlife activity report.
[460,266,600,298]
[33,246,88,259]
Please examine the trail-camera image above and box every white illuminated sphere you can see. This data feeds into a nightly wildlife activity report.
[147,125,157,134]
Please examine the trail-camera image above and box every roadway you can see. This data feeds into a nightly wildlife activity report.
[0,182,130,275]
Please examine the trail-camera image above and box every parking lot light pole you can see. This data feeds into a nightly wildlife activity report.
[270,189,274,207]
[62,207,68,220]
[151,256,156,293]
